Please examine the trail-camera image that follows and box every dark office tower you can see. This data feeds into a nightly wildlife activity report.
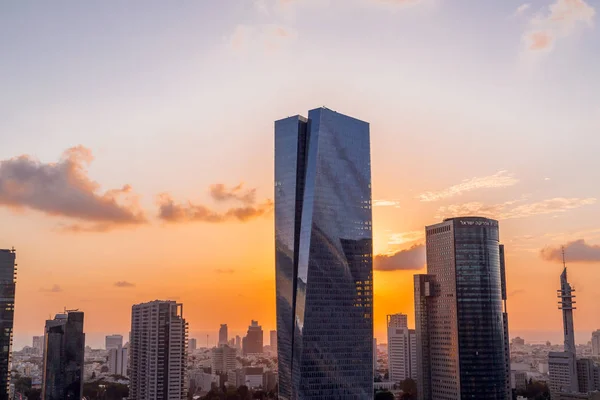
[219,324,228,346]
[242,320,264,355]
[130,300,187,400]
[0,248,16,399]
[42,311,85,400]
[414,217,510,400]
[275,107,373,400]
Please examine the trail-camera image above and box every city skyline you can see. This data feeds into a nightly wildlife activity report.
[2,0,600,351]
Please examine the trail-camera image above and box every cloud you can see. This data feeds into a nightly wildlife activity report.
[40,284,62,293]
[210,183,256,205]
[114,281,136,288]
[388,231,424,245]
[524,0,596,52]
[374,244,426,271]
[419,170,518,202]
[505,197,596,218]
[157,184,273,224]
[436,197,596,220]
[541,239,600,263]
[515,3,531,16]
[528,31,554,50]
[373,199,401,207]
[215,268,235,274]
[0,146,146,230]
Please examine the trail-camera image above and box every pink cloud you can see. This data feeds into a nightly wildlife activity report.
[528,31,554,50]
[524,0,595,53]
[0,146,146,231]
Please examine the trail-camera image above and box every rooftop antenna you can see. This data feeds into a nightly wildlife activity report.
[207,334,209,348]
[562,246,567,269]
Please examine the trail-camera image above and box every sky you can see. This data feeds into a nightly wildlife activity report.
[1,0,600,349]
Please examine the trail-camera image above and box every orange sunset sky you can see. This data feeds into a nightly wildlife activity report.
[1,0,600,349]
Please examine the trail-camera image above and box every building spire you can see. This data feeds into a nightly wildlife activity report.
[558,247,576,356]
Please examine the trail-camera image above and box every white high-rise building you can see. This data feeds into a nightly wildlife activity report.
[129,300,187,400]
[387,313,416,383]
[592,330,600,357]
[108,346,128,377]
[212,345,237,374]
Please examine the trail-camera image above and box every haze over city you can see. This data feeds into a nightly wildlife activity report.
[2,0,600,353]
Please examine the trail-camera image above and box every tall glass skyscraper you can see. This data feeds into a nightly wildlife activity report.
[275,107,373,400]
[0,248,16,398]
[415,217,510,400]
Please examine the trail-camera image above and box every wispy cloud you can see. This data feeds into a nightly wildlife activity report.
[436,197,596,220]
[114,281,136,288]
[541,239,600,263]
[40,284,62,293]
[524,0,596,52]
[388,231,424,245]
[515,3,532,16]
[210,183,256,205]
[157,183,273,224]
[374,244,426,271]
[0,146,146,231]
[373,199,401,208]
[419,170,518,202]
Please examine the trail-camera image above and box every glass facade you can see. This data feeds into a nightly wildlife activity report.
[453,218,507,399]
[0,249,16,399]
[42,311,85,400]
[275,107,373,400]
[416,217,510,400]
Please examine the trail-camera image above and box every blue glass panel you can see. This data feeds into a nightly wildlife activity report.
[275,108,373,400]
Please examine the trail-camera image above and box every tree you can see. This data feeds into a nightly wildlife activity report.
[400,378,417,399]
[524,380,550,400]
[13,376,32,395]
[238,385,250,400]
[26,388,42,400]
[375,390,395,400]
